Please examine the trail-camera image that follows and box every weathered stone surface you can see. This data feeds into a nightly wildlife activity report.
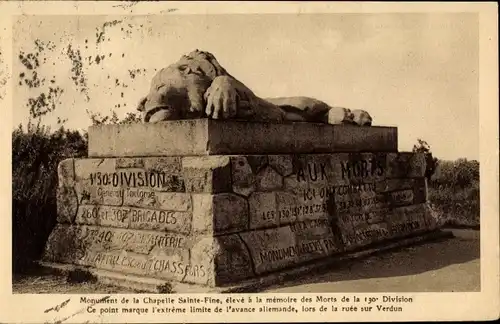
[386,153,426,178]
[214,234,255,284]
[388,218,428,238]
[231,156,256,196]
[88,120,398,157]
[88,120,209,157]
[240,224,335,274]
[337,208,387,229]
[375,178,415,192]
[43,225,87,263]
[246,156,268,174]
[275,190,328,223]
[144,156,183,173]
[248,192,278,229]
[275,192,299,224]
[116,158,145,169]
[412,178,428,204]
[255,166,283,191]
[124,191,192,211]
[343,223,390,248]
[73,158,185,192]
[388,189,415,207]
[75,181,123,206]
[268,155,293,176]
[56,186,79,223]
[44,224,189,258]
[74,158,116,182]
[190,235,255,285]
[75,204,192,234]
[76,249,209,285]
[182,156,231,193]
[58,158,75,187]
[191,193,248,234]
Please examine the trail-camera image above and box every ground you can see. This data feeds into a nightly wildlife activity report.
[12,229,480,294]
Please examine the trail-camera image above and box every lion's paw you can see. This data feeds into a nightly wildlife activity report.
[204,76,254,119]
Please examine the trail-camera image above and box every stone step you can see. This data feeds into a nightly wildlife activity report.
[39,229,453,293]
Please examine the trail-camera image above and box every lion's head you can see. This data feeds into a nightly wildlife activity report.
[137,49,229,122]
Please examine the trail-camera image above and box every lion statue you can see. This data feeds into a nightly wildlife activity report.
[137,49,373,126]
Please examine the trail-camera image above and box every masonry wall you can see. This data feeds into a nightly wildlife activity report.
[43,152,437,287]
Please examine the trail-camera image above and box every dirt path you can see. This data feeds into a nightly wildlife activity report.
[265,229,480,292]
[12,229,480,294]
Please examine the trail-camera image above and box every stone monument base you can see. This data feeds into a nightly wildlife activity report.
[42,121,443,292]
[40,229,451,293]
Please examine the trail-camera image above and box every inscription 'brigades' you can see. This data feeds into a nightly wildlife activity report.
[79,205,178,225]
[89,171,171,189]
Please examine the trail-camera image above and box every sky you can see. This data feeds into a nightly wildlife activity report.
[12,13,479,161]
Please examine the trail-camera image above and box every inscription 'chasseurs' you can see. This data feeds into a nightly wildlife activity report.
[82,252,207,279]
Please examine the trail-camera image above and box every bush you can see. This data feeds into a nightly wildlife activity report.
[12,110,140,273]
[12,120,87,272]
[428,159,480,227]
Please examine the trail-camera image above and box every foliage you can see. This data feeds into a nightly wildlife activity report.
[413,139,479,227]
[86,109,142,126]
[429,160,479,227]
[12,120,87,271]
[12,109,141,271]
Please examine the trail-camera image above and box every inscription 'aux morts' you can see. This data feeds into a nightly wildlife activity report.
[341,158,385,179]
[296,162,328,182]
[89,171,172,188]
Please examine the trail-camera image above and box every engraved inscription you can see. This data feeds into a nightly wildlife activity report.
[340,158,385,179]
[76,205,191,234]
[80,251,207,282]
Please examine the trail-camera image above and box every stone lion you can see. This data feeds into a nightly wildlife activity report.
[137,50,372,126]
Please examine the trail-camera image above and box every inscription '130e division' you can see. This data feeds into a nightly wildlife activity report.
[89,171,169,188]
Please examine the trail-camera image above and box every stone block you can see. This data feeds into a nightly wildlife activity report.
[231,156,256,196]
[44,224,190,259]
[74,204,192,234]
[255,166,283,191]
[343,223,391,248]
[57,158,75,187]
[182,156,231,193]
[76,249,209,285]
[386,153,426,178]
[191,193,249,235]
[248,192,278,229]
[190,235,255,285]
[56,186,79,223]
[375,179,415,192]
[268,155,294,177]
[73,157,185,192]
[240,225,332,275]
[88,120,398,157]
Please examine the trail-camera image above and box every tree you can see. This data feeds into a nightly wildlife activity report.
[413,138,438,181]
